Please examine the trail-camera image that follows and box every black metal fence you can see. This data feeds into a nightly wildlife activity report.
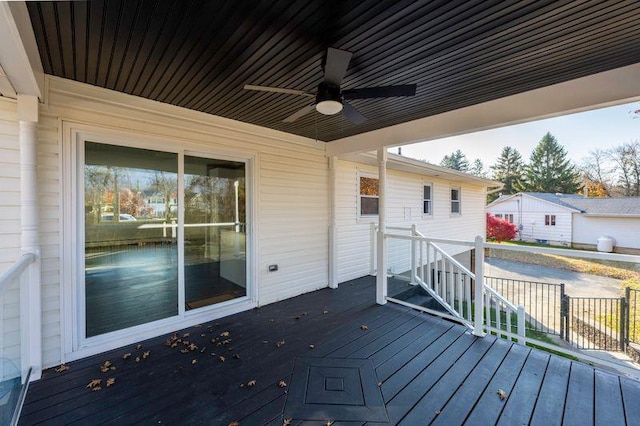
[485,276,564,336]
[486,275,640,353]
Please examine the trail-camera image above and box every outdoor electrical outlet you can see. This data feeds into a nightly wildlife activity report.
[268,264,278,272]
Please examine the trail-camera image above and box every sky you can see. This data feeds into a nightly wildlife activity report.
[396,101,640,169]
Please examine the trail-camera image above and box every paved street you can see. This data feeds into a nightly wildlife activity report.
[485,257,623,298]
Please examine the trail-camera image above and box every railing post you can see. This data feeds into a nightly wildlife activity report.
[517,305,526,344]
[473,236,485,337]
[376,148,387,305]
[621,294,628,352]
[625,287,631,349]
[370,222,376,276]
[410,224,417,285]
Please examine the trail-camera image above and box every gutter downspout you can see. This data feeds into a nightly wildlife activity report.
[328,156,338,289]
[18,94,41,381]
[376,148,387,305]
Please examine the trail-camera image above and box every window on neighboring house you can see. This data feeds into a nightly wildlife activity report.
[359,176,379,215]
[506,214,514,223]
[423,184,433,216]
[495,213,503,218]
[450,187,461,214]
[545,214,556,226]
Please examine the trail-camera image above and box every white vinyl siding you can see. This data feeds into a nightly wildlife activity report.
[336,160,487,282]
[487,194,573,245]
[5,76,330,366]
[572,215,640,252]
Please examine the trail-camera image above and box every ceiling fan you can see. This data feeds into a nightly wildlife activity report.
[244,47,417,124]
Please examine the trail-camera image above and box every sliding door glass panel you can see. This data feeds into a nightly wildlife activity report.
[84,142,178,337]
[184,156,246,310]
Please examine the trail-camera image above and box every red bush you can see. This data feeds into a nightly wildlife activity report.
[486,213,518,242]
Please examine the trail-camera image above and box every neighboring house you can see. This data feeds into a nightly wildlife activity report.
[487,192,640,254]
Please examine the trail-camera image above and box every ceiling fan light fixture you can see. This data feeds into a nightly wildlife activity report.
[316,99,343,115]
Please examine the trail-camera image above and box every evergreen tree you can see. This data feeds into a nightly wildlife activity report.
[490,146,524,197]
[519,132,580,193]
[440,149,469,171]
[470,158,487,178]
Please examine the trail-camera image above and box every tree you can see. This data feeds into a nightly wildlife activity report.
[518,132,580,194]
[150,171,178,220]
[486,213,518,242]
[469,158,488,178]
[490,146,524,198]
[608,142,640,196]
[578,149,613,196]
[440,149,469,171]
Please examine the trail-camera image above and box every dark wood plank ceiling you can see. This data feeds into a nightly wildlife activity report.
[27,0,640,142]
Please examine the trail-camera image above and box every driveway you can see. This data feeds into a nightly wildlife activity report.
[485,257,623,298]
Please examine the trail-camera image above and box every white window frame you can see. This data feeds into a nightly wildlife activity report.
[422,182,433,217]
[450,187,461,215]
[545,214,556,226]
[62,122,258,362]
[358,172,379,217]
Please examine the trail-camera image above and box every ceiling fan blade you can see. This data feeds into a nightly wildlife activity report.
[343,101,366,125]
[343,84,417,100]
[244,84,314,97]
[283,104,316,123]
[323,48,353,86]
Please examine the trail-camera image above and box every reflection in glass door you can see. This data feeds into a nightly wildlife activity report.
[84,142,178,337]
[183,156,246,310]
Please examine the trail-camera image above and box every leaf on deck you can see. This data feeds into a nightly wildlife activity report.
[86,379,101,388]
[276,339,285,348]
[497,389,508,400]
[278,380,287,388]
[123,353,132,360]
[219,356,226,362]
[136,344,142,350]
[247,380,256,387]
[283,419,292,425]
[229,422,240,426]
[360,325,368,330]
[106,377,115,387]
[142,351,150,359]
[55,364,69,373]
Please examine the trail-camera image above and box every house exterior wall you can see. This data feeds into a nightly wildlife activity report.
[487,195,573,245]
[336,159,487,282]
[572,215,640,253]
[0,98,22,369]
[1,76,332,367]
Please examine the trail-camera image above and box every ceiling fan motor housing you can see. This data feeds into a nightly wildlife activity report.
[316,82,343,115]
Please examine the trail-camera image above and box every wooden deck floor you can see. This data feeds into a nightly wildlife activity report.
[21,277,640,425]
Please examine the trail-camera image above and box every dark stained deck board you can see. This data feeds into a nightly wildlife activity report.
[20,275,640,425]
[497,349,550,425]
[620,376,640,424]
[563,361,596,426]
[594,369,626,426]
[529,355,572,426]
[397,335,496,425]
[430,337,511,426]
[463,343,531,425]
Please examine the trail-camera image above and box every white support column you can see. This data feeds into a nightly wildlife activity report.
[328,156,338,289]
[18,94,42,380]
[376,148,387,305]
[473,235,486,337]
[410,224,417,285]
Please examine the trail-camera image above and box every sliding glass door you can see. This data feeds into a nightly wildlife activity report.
[82,142,248,338]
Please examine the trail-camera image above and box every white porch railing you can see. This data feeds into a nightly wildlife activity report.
[371,225,526,342]
[0,252,36,425]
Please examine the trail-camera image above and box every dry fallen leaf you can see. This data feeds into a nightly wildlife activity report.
[136,344,142,350]
[309,344,315,349]
[123,353,132,360]
[55,364,69,373]
[201,347,206,353]
[233,354,240,359]
[326,421,334,426]
[283,419,292,426]
[276,340,285,348]
[219,356,226,362]
[229,422,240,426]
[192,359,197,365]
[360,325,368,330]
[143,351,150,359]
[100,360,112,372]
[377,382,382,387]
[323,310,329,314]
[189,343,198,351]
[135,357,141,363]
[183,333,190,338]
[497,389,508,400]
[262,340,269,344]
[181,349,189,354]
[220,331,230,337]
[106,377,115,387]
[278,380,287,388]
[92,386,102,392]
[86,379,101,388]
[247,380,256,387]
[435,410,441,415]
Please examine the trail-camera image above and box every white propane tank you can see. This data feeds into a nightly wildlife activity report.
[597,235,616,253]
